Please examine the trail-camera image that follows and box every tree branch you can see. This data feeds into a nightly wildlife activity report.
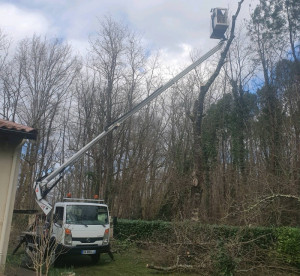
[243,194,300,213]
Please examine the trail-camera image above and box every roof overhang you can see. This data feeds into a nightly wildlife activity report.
[0,119,37,142]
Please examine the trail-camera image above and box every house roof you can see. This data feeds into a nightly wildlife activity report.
[0,119,37,140]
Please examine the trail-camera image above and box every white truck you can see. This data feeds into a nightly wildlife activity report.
[16,8,228,266]
[51,197,110,263]
[19,196,111,264]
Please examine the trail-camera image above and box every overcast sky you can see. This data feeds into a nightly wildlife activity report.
[0,0,258,67]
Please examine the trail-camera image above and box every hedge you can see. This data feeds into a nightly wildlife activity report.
[113,219,172,241]
[114,219,276,243]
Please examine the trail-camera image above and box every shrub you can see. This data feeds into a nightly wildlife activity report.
[214,240,237,276]
[276,227,300,267]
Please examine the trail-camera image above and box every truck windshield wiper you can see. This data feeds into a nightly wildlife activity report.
[77,221,88,227]
[67,220,88,227]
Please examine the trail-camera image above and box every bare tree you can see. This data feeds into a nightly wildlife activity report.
[0,29,12,119]
[13,35,80,209]
[0,29,9,72]
[21,215,66,276]
[88,17,129,204]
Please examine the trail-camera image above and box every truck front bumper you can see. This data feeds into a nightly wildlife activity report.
[56,244,110,255]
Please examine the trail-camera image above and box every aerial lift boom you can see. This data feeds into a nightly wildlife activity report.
[34,38,227,216]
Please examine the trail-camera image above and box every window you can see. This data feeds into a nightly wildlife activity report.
[54,206,64,225]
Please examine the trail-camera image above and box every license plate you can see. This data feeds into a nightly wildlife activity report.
[81,250,96,255]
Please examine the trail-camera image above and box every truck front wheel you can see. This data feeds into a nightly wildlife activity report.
[91,253,100,264]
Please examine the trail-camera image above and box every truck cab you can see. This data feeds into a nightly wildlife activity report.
[51,197,110,263]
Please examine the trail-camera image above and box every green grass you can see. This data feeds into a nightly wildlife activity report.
[6,246,153,276]
[7,241,198,276]
[49,248,152,276]
[48,243,200,276]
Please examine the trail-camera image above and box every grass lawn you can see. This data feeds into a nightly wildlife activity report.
[49,247,154,276]
[6,242,199,276]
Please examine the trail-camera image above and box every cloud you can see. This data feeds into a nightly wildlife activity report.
[125,0,210,50]
[0,3,51,41]
[68,38,90,57]
[0,0,259,70]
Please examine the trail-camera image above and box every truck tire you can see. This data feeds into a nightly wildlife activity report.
[91,253,100,264]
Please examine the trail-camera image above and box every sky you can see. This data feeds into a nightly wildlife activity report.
[0,0,259,68]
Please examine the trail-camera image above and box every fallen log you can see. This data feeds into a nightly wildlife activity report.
[146,263,196,272]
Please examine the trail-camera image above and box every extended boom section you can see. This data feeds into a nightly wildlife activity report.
[34,39,226,215]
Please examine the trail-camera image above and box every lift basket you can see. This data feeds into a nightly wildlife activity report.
[210,8,229,39]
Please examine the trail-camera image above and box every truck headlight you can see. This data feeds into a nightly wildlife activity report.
[65,228,72,245]
[103,228,109,245]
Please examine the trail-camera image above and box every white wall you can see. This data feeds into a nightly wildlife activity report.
[0,141,22,271]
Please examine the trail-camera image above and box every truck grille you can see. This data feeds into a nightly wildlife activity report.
[72,237,103,243]
[75,244,99,247]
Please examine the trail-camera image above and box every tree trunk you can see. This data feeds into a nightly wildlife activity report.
[191,0,245,220]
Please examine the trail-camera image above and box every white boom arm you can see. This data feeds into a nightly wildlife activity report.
[34,39,226,215]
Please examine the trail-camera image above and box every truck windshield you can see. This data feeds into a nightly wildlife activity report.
[66,205,108,225]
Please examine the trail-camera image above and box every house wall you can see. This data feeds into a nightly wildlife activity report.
[0,140,22,270]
